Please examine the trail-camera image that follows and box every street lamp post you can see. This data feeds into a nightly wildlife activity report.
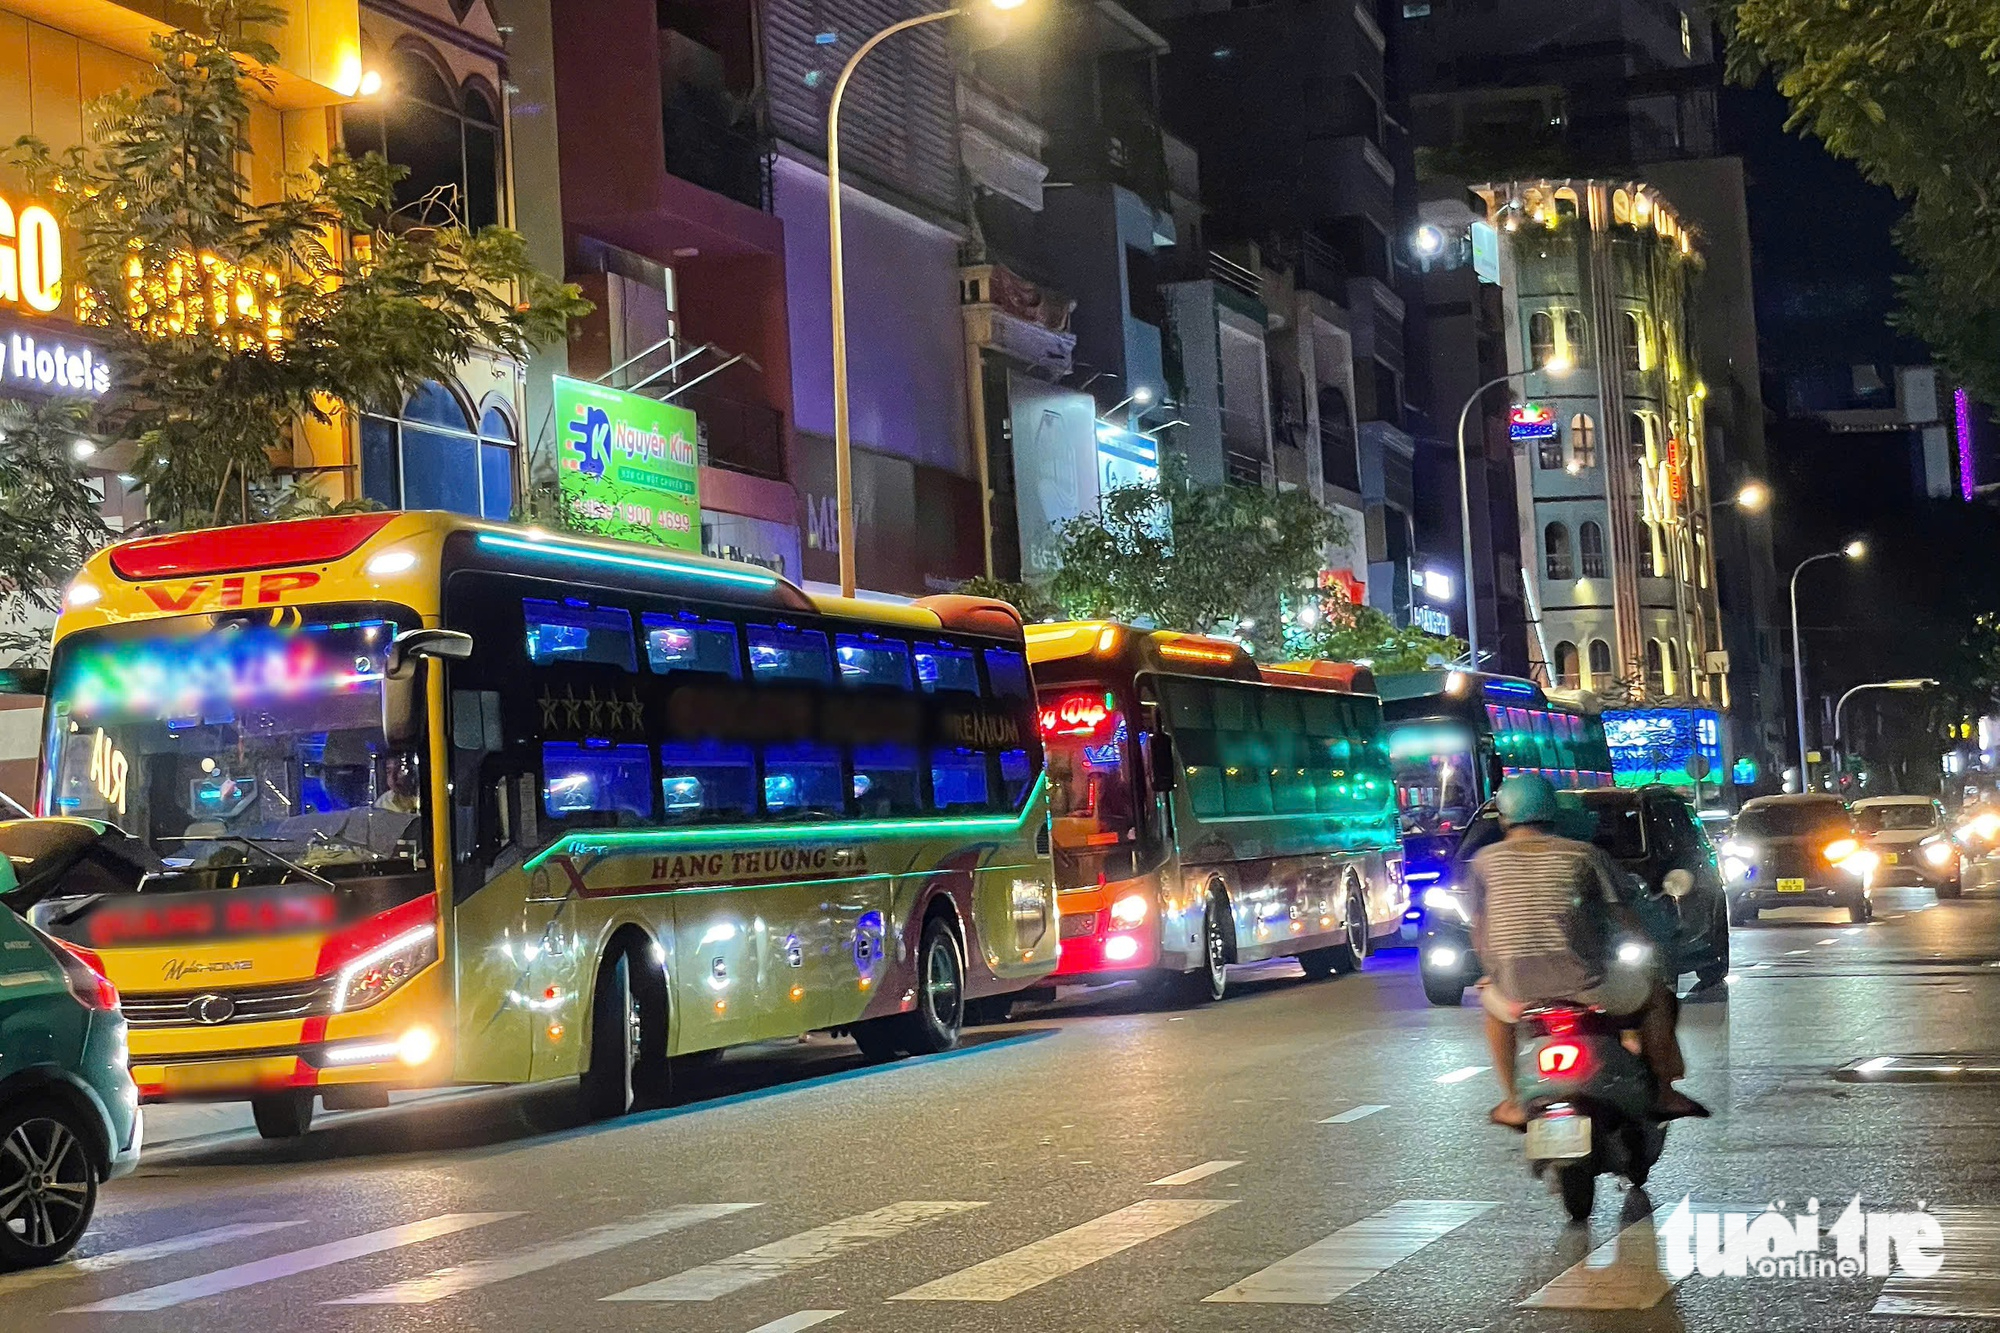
[1833,679,1939,777]
[1790,541,1866,789]
[1454,360,1568,668]
[828,0,1023,597]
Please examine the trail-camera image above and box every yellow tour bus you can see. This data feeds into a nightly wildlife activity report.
[24,512,1057,1137]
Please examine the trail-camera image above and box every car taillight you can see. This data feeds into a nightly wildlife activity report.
[49,935,120,1011]
[1537,1041,1586,1077]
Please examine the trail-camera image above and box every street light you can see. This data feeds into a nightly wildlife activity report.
[1834,678,1939,758]
[1454,357,1571,667]
[827,0,1027,596]
[1790,542,1867,788]
[1731,480,1771,513]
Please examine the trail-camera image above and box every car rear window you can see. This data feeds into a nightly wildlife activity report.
[1736,802,1851,838]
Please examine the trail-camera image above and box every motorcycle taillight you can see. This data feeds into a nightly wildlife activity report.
[1537,1041,1588,1078]
[1538,1009,1582,1036]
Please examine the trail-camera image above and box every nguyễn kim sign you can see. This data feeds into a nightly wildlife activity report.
[553,376,701,551]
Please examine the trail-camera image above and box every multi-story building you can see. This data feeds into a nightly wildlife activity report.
[1480,179,1723,717]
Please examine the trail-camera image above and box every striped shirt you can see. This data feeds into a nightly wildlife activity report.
[1468,831,1621,1001]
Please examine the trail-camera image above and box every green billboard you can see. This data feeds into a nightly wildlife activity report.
[553,375,701,550]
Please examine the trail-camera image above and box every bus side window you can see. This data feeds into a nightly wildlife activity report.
[523,598,637,671]
[983,648,1031,699]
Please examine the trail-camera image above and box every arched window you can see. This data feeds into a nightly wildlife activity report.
[343,48,504,230]
[1622,311,1646,373]
[1562,311,1586,365]
[1664,639,1682,695]
[1530,311,1556,369]
[1612,189,1633,225]
[1553,641,1580,689]
[1568,414,1597,470]
[360,381,518,520]
[1554,187,1580,218]
[1579,521,1606,578]
[1588,639,1613,684]
[1644,639,1666,695]
[1544,521,1573,580]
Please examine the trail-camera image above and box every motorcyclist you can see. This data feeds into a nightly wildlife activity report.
[1468,774,1708,1128]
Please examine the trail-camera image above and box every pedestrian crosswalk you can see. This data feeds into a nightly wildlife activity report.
[16,1189,1992,1321]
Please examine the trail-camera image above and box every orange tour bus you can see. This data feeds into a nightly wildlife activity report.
[23,512,1057,1136]
[1023,622,1404,1002]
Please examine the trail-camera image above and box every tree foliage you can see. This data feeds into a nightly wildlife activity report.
[1285,597,1463,675]
[8,0,589,529]
[1038,458,1342,650]
[1727,0,2000,400]
[0,399,110,661]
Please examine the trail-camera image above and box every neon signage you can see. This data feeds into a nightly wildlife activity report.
[0,196,62,314]
[1509,402,1556,441]
[1038,693,1112,738]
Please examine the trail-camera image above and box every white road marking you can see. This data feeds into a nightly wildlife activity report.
[602,1202,984,1302]
[1320,1105,1389,1124]
[1818,938,1839,945]
[1149,1160,1243,1186]
[890,1198,1235,1302]
[1436,1066,1484,1084]
[63,1213,520,1313]
[327,1203,759,1305]
[1873,1205,2000,1317]
[1204,1199,1496,1304]
[1785,949,1810,955]
[1519,1218,1674,1310]
[0,1221,305,1296]
[744,1312,844,1333]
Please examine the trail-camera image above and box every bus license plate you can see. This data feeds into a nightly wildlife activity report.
[1777,877,1806,893]
[1526,1110,1591,1160]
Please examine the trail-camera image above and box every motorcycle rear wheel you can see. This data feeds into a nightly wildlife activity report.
[1556,1159,1596,1223]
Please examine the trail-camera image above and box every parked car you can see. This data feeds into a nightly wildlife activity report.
[1852,795,1961,897]
[1417,785,1730,1006]
[0,819,142,1270]
[1720,794,1873,923]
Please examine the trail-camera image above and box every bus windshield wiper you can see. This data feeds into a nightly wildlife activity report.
[154,835,335,889]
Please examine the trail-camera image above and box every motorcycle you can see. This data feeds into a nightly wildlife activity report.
[1515,996,1667,1223]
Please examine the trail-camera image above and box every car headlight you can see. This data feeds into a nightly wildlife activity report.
[1722,856,1748,881]
[333,925,439,1012]
[1615,940,1652,966]
[1923,839,1956,867]
[1721,839,1754,859]
[1823,838,1860,863]
[1109,893,1150,928]
[1421,886,1471,923]
[1837,849,1879,880]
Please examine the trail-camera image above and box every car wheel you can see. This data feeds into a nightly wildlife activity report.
[1729,899,1757,927]
[250,1092,315,1140]
[1849,899,1874,924]
[1421,968,1467,1006]
[1695,900,1731,989]
[1940,874,1963,900]
[1297,947,1341,981]
[0,1100,99,1271]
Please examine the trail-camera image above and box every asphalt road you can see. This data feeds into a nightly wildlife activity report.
[17,879,2000,1332]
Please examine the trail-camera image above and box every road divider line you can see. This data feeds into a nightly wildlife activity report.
[62,1213,521,1313]
[326,1203,760,1305]
[889,1199,1235,1302]
[1519,1217,1675,1310]
[1319,1105,1388,1124]
[1436,1067,1484,1085]
[0,1221,306,1297]
[1873,1205,2000,1317]
[602,1201,985,1302]
[1204,1199,1496,1304]
[1149,1160,1243,1186]
[743,1312,844,1333]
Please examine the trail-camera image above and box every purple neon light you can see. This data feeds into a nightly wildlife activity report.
[1957,388,1976,501]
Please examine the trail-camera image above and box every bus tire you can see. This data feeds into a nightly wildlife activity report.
[250,1092,314,1139]
[1329,886,1369,974]
[579,952,638,1120]
[898,914,967,1055]
[1182,889,1230,1004]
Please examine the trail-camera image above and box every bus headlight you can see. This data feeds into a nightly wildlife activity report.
[1109,893,1150,928]
[333,925,438,1012]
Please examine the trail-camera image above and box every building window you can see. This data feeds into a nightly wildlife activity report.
[1622,311,1647,373]
[361,382,517,520]
[1579,521,1606,578]
[1562,310,1586,365]
[1553,641,1580,689]
[1544,521,1573,580]
[1538,432,1564,470]
[342,48,503,230]
[1529,311,1556,369]
[1587,638,1613,685]
[1665,639,1682,695]
[1637,527,1658,577]
[1644,639,1666,695]
[1568,414,1597,470]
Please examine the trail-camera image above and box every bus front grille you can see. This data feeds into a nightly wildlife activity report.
[120,979,334,1028]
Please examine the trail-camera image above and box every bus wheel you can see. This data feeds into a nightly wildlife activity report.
[250,1092,314,1140]
[1328,887,1368,975]
[579,953,638,1120]
[1180,890,1230,1004]
[901,915,966,1055]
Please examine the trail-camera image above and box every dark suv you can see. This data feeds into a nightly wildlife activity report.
[1721,794,1872,923]
[1417,785,1731,1005]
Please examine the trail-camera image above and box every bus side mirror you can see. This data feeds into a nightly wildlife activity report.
[1145,732,1178,794]
[382,630,473,747]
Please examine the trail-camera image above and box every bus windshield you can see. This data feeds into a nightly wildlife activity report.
[42,612,427,885]
[1389,724,1480,834]
[1040,690,1138,854]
